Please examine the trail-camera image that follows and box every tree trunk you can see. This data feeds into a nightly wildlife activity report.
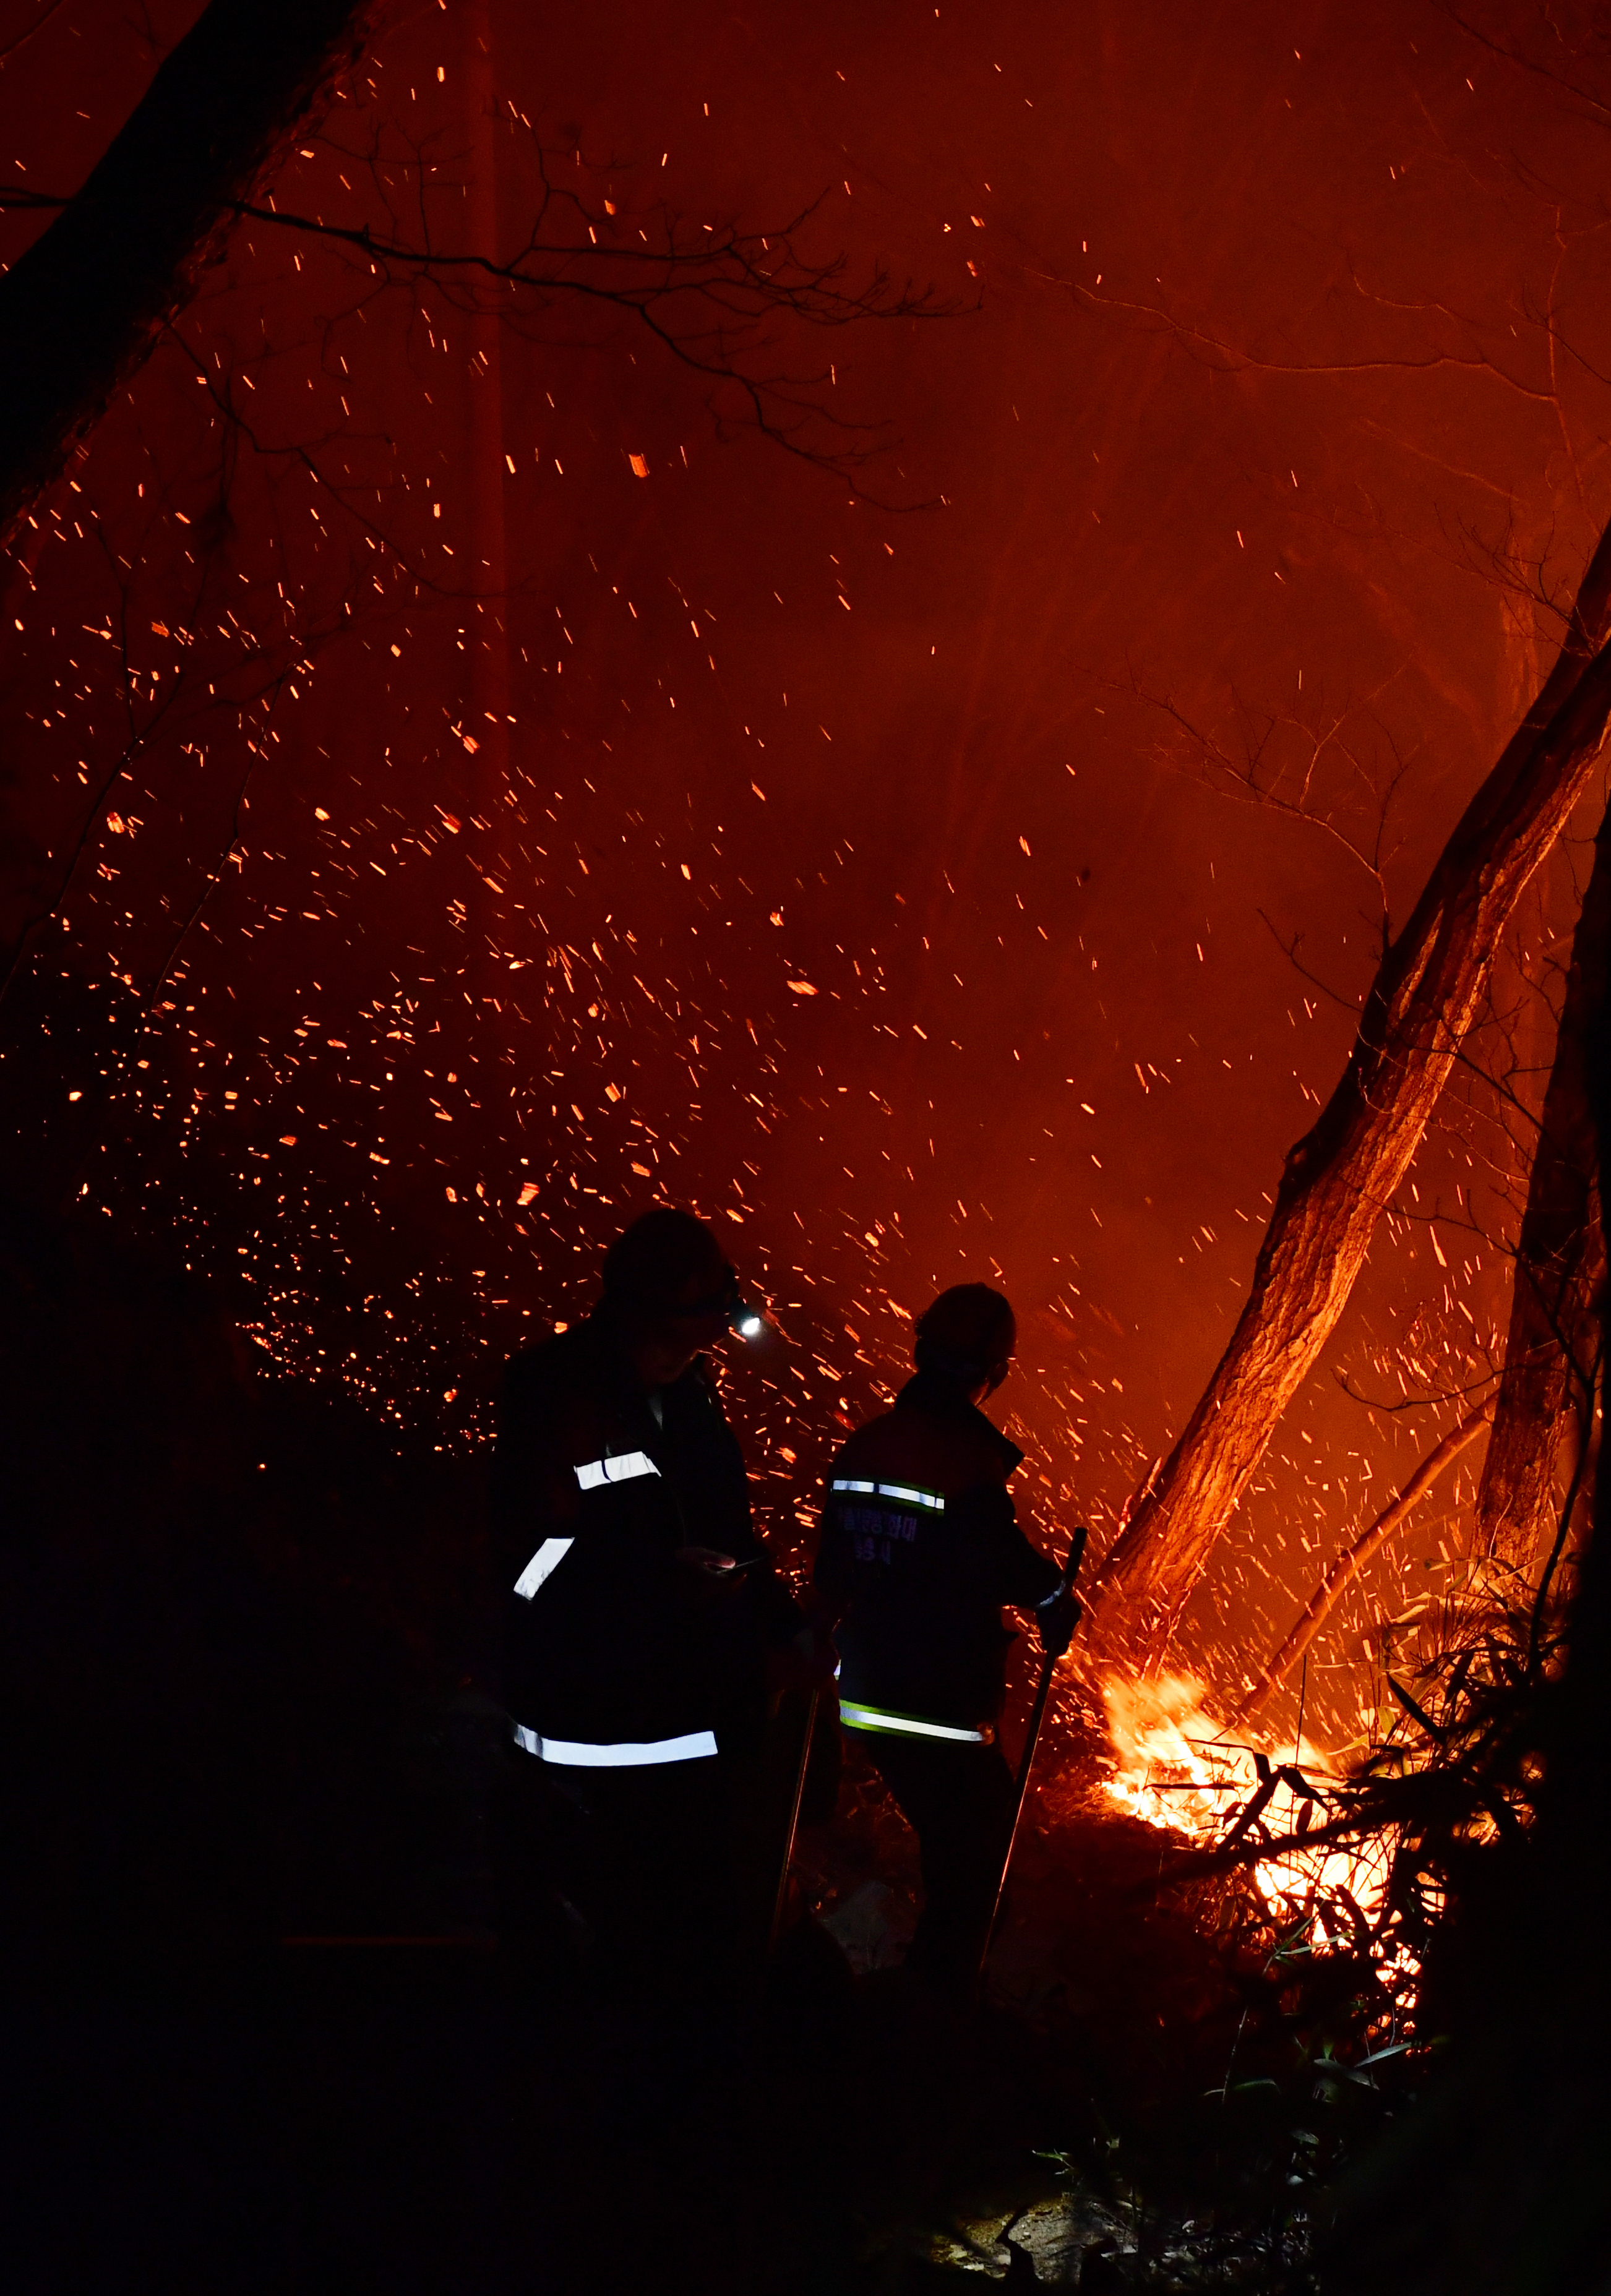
[1088,528,1611,1668]
[1317,693,1611,2296]
[1472,807,1610,1569]
[0,0,383,547]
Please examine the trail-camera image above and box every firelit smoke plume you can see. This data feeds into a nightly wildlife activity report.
[2,0,1605,1761]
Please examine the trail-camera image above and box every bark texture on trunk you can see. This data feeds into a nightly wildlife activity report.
[1318,658,1611,2296]
[1229,1399,1494,1725]
[1088,527,1611,1667]
[0,0,382,547]
[1472,807,1610,1569]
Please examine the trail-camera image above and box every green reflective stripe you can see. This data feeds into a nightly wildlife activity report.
[831,1478,946,1511]
[840,1700,985,1744]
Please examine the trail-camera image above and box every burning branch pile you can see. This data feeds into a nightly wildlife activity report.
[1101,1554,1574,2057]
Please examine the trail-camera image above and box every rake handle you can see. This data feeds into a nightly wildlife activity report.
[976,1525,1089,1991]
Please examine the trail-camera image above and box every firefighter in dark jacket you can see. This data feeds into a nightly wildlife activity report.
[813,1283,1079,1989]
[493,1207,802,1992]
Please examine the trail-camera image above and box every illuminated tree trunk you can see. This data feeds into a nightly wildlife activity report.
[1232,803,1610,1717]
[1473,805,1610,1569]
[1318,690,1611,2296]
[0,0,382,547]
[1087,528,1611,1668]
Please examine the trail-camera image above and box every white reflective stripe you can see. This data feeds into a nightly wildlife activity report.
[511,1723,718,1767]
[513,1536,574,1601]
[839,1701,984,1744]
[830,1477,945,1510]
[574,1450,660,1492]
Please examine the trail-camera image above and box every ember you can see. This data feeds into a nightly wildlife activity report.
[3,2,1609,2284]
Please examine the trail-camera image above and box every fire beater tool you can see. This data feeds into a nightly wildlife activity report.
[976,1523,1089,1991]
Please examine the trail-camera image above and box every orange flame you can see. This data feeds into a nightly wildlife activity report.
[1100,1671,1390,1923]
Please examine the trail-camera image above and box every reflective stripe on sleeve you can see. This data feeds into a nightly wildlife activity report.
[839,1700,985,1744]
[512,1536,574,1601]
[830,1478,945,1510]
[575,1450,660,1491]
[510,1722,718,1767]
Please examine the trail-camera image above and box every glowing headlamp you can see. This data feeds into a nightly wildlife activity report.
[670,1268,767,1341]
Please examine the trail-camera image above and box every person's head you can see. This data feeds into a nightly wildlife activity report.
[913,1282,1016,1403]
[601,1207,742,1386]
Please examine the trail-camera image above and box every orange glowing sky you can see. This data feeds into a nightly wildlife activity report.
[3,0,1607,1734]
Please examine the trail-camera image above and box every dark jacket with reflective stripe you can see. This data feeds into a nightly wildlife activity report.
[814,1372,1062,1732]
[494,1316,797,1750]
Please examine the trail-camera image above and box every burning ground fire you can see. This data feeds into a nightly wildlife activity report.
[1100,1672,1393,1923]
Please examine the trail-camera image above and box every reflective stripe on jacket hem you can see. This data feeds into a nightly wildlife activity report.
[838,1700,987,1745]
[511,1722,718,1767]
[574,1450,659,1492]
[512,1536,574,1600]
[830,1478,945,1510]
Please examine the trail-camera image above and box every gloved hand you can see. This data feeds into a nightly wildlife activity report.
[1036,1586,1083,1659]
[767,1625,839,1695]
[674,1544,741,1577]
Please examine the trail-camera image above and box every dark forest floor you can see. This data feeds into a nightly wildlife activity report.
[0,1201,1411,2292]
[6,1702,1341,2294]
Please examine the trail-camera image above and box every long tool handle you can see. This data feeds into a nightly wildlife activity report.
[767,1686,820,1956]
[976,1525,1089,1992]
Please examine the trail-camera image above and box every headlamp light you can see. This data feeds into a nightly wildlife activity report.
[669,1269,767,1340]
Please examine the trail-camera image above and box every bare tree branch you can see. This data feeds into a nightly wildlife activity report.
[0,82,954,536]
[1230,1399,1496,1726]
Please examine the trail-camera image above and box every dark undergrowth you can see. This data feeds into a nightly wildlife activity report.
[798,1772,1420,2294]
[2,1196,1602,2292]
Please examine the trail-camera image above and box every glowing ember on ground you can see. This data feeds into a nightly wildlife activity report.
[1100,1671,1391,1921]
